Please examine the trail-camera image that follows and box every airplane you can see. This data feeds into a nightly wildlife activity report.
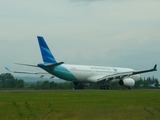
[5,36,157,89]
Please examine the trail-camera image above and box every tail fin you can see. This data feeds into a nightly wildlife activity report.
[37,36,57,64]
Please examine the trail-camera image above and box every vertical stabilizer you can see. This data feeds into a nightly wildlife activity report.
[37,36,57,64]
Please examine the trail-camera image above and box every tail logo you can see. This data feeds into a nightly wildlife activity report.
[37,36,57,64]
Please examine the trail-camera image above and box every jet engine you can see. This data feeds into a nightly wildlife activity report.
[119,78,135,87]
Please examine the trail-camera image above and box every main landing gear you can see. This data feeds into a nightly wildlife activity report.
[74,85,84,89]
[100,85,110,90]
[73,82,84,90]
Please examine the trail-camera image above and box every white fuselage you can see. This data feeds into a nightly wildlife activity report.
[52,64,140,83]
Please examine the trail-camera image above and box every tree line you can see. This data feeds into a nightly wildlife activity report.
[0,73,24,89]
[0,73,159,90]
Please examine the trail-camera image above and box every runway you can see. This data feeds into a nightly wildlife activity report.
[0,89,159,93]
[0,90,73,93]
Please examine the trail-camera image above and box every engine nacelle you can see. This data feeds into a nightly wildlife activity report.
[119,78,135,87]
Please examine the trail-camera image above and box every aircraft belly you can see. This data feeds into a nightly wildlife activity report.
[71,70,92,82]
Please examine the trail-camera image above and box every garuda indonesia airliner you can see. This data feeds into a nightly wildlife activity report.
[6,36,157,89]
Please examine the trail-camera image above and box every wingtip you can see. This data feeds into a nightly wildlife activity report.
[5,67,12,72]
[153,64,157,71]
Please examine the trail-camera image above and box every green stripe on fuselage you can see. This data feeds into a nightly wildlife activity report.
[42,65,79,82]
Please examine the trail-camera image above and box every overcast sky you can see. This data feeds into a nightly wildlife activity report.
[0,0,160,79]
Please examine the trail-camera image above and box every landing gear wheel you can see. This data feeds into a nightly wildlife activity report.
[74,86,78,90]
[80,86,84,89]
[107,86,110,90]
[100,86,103,89]
[100,85,110,90]
[128,87,132,89]
[74,85,84,90]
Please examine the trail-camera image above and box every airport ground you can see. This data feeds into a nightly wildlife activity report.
[0,89,160,120]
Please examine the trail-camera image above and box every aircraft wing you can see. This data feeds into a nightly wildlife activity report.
[132,64,157,75]
[97,71,133,82]
[97,64,157,82]
[5,67,53,78]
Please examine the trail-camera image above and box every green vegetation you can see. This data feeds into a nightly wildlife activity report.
[0,73,24,89]
[0,90,160,120]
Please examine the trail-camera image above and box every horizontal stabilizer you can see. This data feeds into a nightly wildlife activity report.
[14,63,38,67]
[38,62,64,70]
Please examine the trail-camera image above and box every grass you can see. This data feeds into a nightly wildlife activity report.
[0,90,160,120]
